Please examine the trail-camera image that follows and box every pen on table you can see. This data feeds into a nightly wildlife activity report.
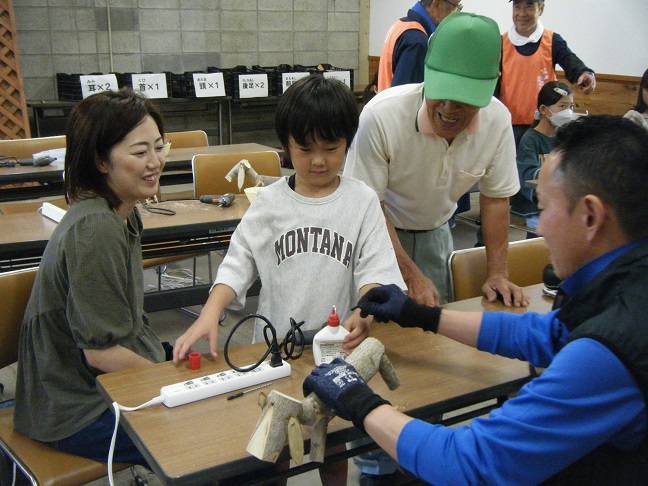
[227,382,272,400]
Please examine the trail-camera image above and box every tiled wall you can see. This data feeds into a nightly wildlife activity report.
[14,0,361,101]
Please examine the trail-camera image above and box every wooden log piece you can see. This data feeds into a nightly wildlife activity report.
[245,337,400,464]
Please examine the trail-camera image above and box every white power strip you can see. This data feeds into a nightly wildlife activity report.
[41,202,66,223]
[160,360,291,407]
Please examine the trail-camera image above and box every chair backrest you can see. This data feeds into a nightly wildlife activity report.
[0,135,66,160]
[448,237,551,301]
[0,268,37,370]
[192,151,281,197]
[165,130,209,148]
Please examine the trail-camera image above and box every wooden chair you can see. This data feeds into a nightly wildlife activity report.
[157,130,208,201]
[192,151,281,197]
[142,130,210,291]
[165,130,208,149]
[0,268,129,486]
[0,136,66,160]
[146,130,211,292]
[447,237,551,301]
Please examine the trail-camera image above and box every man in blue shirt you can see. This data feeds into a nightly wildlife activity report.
[305,115,648,484]
[377,0,459,92]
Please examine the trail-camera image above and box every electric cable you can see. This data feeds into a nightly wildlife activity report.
[108,396,163,486]
[223,314,306,372]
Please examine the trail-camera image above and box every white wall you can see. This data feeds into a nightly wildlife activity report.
[369,0,648,77]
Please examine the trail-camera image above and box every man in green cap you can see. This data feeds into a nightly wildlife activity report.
[344,12,526,310]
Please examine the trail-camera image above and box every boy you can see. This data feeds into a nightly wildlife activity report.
[173,75,405,484]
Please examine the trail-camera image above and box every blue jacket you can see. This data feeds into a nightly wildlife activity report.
[397,241,648,485]
[390,7,435,87]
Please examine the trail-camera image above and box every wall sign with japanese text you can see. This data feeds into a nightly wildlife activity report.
[238,74,269,98]
[281,72,310,93]
[131,73,168,99]
[193,72,226,97]
[323,71,351,88]
[80,74,118,98]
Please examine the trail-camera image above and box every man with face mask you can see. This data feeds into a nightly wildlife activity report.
[498,0,596,147]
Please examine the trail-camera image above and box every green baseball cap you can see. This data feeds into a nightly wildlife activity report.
[424,12,502,108]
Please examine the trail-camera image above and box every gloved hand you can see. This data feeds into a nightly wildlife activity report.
[303,358,390,432]
[355,284,442,333]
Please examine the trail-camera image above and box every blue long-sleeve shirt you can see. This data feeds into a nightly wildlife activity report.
[390,5,436,88]
[397,244,647,485]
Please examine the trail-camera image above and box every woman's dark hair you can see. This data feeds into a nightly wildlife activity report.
[632,68,648,113]
[64,87,165,209]
[537,80,572,110]
[275,75,359,155]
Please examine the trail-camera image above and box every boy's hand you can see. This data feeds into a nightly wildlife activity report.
[355,284,442,333]
[173,315,220,363]
[342,309,372,353]
[303,358,390,431]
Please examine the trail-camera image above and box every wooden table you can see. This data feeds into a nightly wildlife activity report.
[0,197,250,311]
[444,283,552,314]
[97,298,542,485]
[0,143,279,202]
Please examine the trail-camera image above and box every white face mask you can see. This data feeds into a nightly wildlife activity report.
[547,108,574,128]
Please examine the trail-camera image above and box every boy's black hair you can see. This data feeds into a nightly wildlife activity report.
[275,75,359,154]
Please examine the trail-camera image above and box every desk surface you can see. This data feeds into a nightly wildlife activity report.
[0,143,279,185]
[444,283,552,314]
[0,197,249,264]
[97,301,540,485]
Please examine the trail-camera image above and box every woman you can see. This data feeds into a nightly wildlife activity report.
[623,68,648,130]
[511,80,574,232]
[14,88,168,466]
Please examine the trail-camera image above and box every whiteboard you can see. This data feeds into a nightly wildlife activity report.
[369,0,648,77]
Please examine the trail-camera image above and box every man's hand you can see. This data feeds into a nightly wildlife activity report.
[303,358,390,431]
[577,72,596,95]
[482,274,529,307]
[405,273,440,306]
[355,284,441,332]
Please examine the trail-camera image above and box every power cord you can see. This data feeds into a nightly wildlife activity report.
[106,314,304,483]
[223,314,306,372]
[108,396,163,486]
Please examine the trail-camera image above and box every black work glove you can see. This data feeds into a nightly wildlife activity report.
[355,284,442,333]
[303,358,390,432]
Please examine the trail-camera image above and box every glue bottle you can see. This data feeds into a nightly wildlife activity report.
[312,306,349,365]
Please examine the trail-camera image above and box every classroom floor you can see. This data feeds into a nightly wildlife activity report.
[0,194,526,485]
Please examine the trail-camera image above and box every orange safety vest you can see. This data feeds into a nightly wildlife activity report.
[377,20,427,92]
[500,29,556,125]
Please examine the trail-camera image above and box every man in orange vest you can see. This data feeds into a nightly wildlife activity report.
[498,0,596,146]
[377,0,460,93]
